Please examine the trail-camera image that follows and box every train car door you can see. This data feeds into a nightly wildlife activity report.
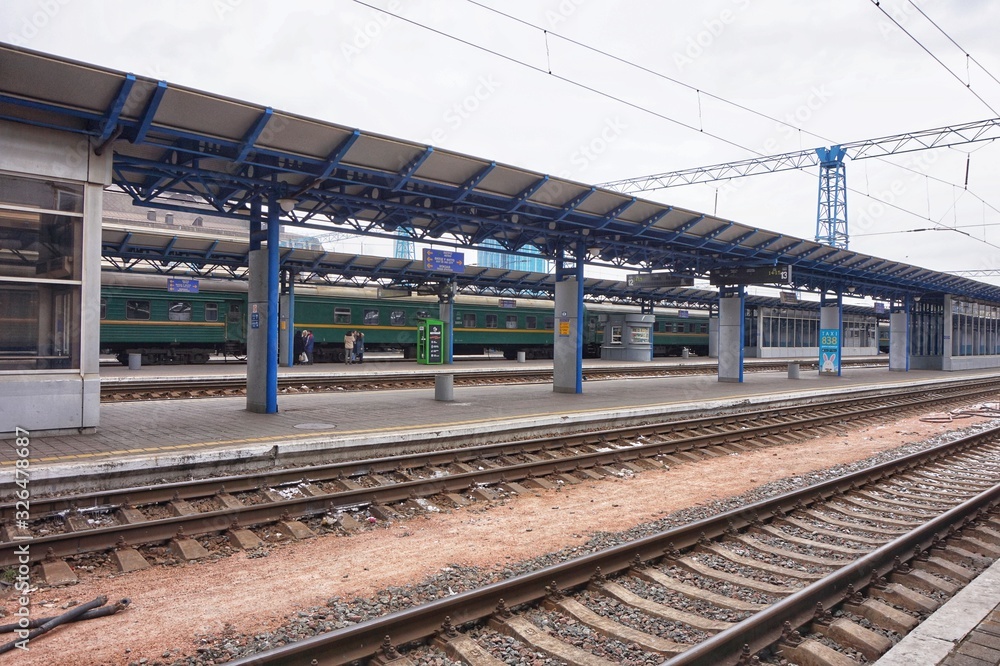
[225,300,245,341]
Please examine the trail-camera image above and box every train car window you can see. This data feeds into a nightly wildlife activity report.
[485,314,498,328]
[416,310,431,320]
[363,309,379,325]
[125,300,150,320]
[390,309,406,326]
[463,313,477,328]
[100,298,106,320]
[700,324,708,333]
[168,301,192,322]
[204,302,219,322]
[526,315,537,329]
[334,307,351,324]
[543,316,554,330]
[506,315,518,329]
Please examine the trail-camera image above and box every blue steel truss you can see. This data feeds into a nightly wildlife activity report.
[3,43,1000,305]
[601,118,1000,251]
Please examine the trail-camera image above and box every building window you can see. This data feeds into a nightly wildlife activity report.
[126,300,151,320]
[204,302,218,322]
[334,307,351,324]
[168,301,192,322]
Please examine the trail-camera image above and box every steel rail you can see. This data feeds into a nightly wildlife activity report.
[2,378,997,565]
[224,425,1000,666]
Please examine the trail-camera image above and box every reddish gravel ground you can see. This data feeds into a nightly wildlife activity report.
[1,411,984,665]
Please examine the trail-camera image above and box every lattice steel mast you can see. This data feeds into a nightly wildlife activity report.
[599,118,1000,249]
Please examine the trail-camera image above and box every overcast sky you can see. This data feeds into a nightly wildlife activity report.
[4,0,1000,287]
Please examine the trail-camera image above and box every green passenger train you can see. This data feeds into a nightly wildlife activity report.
[100,273,710,365]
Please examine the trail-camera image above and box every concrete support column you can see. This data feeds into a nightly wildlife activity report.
[717,287,744,383]
[819,298,842,376]
[889,309,908,371]
[246,248,269,412]
[553,274,584,394]
[279,288,294,367]
[439,298,453,364]
[708,315,719,359]
[943,295,954,370]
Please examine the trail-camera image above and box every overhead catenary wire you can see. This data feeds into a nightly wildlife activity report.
[906,0,1000,90]
[462,0,1000,223]
[870,0,1000,116]
[351,1,999,249]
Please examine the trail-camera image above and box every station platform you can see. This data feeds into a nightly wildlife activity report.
[3,356,997,487]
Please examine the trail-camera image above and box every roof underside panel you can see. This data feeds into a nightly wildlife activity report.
[2,43,1000,304]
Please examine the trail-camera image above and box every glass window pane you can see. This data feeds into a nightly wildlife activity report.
[0,209,82,280]
[168,301,192,321]
[485,314,498,328]
[0,283,79,371]
[126,300,150,320]
[463,313,476,327]
[363,308,379,325]
[204,302,218,322]
[526,315,537,329]
[506,315,518,329]
[390,310,406,325]
[0,174,83,213]
[334,307,351,324]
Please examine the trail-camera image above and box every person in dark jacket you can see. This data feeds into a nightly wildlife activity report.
[293,329,304,364]
[303,329,315,365]
[353,331,365,364]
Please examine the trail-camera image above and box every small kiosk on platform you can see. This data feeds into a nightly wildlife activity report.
[417,318,446,365]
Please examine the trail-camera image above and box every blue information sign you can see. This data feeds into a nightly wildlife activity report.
[422,248,465,273]
[167,278,199,293]
[819,328,840,374]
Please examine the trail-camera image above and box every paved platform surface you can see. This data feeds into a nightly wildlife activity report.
[3,357,996,475]
[876,558,1000,666]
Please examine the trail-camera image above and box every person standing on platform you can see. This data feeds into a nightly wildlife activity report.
[344,329,356,364]
[303,329,315,365]
[353,331,365,364]
[293,329,304,365]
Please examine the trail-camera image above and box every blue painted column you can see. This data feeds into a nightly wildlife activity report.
[266,193,280,413]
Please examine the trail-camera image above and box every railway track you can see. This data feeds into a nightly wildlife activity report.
[3,376,994,572]
[99,358,889,401]
[224,424,1000,666]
